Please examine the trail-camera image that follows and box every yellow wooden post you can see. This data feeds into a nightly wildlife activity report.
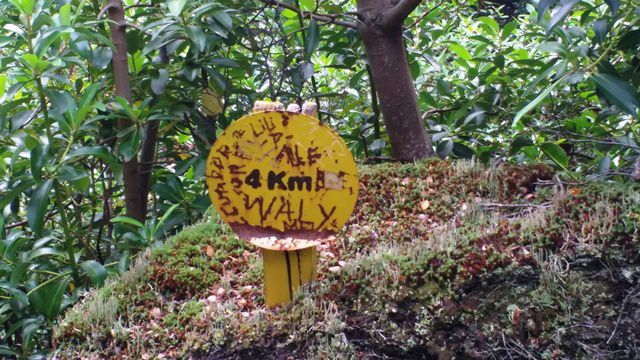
[263,247,317,307]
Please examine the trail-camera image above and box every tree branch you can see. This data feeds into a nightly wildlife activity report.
[259,0,358,29]
[382,0,423,27]
[405,0,443,29]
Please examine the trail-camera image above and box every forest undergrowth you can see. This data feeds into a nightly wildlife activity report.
[54,159,640,359]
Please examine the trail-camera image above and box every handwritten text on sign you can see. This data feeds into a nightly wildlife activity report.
[205,111,358,250]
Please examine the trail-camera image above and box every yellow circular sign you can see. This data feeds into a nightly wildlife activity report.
[205,111,358,250]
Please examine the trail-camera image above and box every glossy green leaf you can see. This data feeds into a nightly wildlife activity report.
[64,146,119,170]
[30,143,45,181]
[59,3,71,26]
[0,180,33,210]
[540,142,569,168]
[598,156,611,174]
[537,0,556,22]
[477,17,499,36]
[604,0,619,15]
[304,20,320,61]
[593,19,607,44]
[448,43,472,61]
[167,0,186,17]
[546,0,579,35]
[26,179,53,236]
[27,247,65,261]
[29,276,69,320]
[213,10,232,30]
[591,73,640,117]
[151,69,169,95]
[111,216,144,228]
[80,260,107,286]
[187,26,206,52]
[619,29,640,50]
[0,282,29,306]
[514,75,565,125]
[118,126,141,161]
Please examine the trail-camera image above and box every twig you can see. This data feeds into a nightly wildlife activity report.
[421,107,456,120]
[479,202,551,209]
[258,0,358,29]
[607,283,640,344]
[97,4,115,19]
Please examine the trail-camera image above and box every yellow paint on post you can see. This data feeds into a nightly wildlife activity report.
[263,247,317,307]
[205,111,358,251]
[205,108,357,307]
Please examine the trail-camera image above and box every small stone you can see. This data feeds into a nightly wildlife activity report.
[328,266,341,273]
[286,103,301,113]
[207,295,217,303]
[216,287,226,297]
[338,261,346,267]
[237,298,248,309]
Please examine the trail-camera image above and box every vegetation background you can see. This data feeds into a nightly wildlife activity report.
[0,0,638,357]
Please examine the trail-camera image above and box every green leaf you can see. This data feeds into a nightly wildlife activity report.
[111,216,144,228]
[304,20,320,61]
[604,0,619,15]
[167,0,186,16]
[598,156,611,174]
[540,142,568,168]
[27,247,66,261]
[26,179,53,236]
[30,143,45,181]
[0,74,6,98]
[118,126,141,161]
[593,19,607,44]
[9,0,35,15]
[477,16,499,36]
[59,3,71,26]
[448,43,472,61]
[514,75,566,125]
[186,25,206,52]
[58,165,87,181]
[537,0,556,23]
[501,22,517,40]
[510,136,534,155]
[152,183,182,203]
[0,282,29,306]
[29,276,69,320]
[212,10,232,30]
[80,260,107,286]
[0,180,33,210]
[546,0,579,35]
[151,69,169,95]
[591,73,640,117]
[436,139,453,158]
[64,146,119,170]
[619,29,640,50]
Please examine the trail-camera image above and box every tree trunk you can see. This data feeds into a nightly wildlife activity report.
[106,0,145,221]
[357,0,434,161]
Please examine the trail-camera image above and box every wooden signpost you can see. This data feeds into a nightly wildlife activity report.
[205,103,358,307]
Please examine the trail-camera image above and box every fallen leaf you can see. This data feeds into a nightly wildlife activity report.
[568,187,581,196]
[206,245,215,257]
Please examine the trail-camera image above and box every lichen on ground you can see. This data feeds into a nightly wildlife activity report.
[54,159,640,359]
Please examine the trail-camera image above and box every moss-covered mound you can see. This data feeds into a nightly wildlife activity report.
[54,160,640,359]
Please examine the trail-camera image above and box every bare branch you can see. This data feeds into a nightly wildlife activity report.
[97,4,116,19]
[259,0,358,29]
[382,0,423,27]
